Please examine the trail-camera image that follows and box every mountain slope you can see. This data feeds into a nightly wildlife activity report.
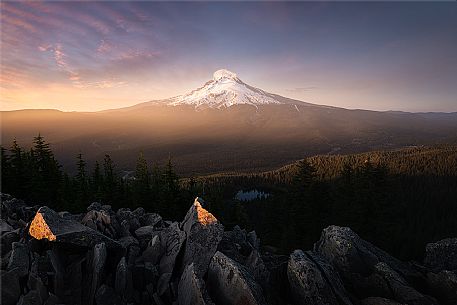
[2,69,457,174]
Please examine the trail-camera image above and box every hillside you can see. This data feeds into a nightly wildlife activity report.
[195,146,457,261]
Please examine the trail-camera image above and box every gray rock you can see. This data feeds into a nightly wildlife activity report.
[153,293,166,305]
[94,284,123,305]
[159,222,186,275]
[28,272,48,302]
[178,263,214,305]
[180,197,224,278]
[426,270,457,305]
[43,293,59,305]
[141,235,163,265]
[134,225,158,247]
[85,243,107,305]
[141,213,163,227]
[157,272,172,296]
[287,250,352,305]
[48,248,85,304]
[424,238,457,271]
[16,290,42,305]
[314,226,423,289]
[207,251,267,305]
[82,210,115,238]
[361,297,406,305]
[1,229,19,255]
[119,219,131,237]
[245,250,269,286]
[0,218,13,232]
[247,230,260,250]
[373,262,437,305]
[29,206,121,249]
[87,202,102,211]
[1,268,21,305]
[218,225,252,264]
[7,242,29,277]
[118,235,139,249]
[132,207,145,217]
[115,257,127,296]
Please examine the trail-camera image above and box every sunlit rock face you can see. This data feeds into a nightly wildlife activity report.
[29,211,56,241]
[28,206,121,249]
[180,197,224,278]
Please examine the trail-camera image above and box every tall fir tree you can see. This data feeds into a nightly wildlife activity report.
[133,152,151,208]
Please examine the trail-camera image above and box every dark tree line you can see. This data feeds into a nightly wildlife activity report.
[198,147,457,261]
[1,135,194,219]
[2,137,456,260]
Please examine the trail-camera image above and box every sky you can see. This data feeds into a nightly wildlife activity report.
[1,1,456,112]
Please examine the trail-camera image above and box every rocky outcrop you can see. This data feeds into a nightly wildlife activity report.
[1,193,456,305]
[178,263,214,305]
[424,238,457,271]
[180,197,224,278]
[207,251,267,305]
[29,206,121,249]
[314,225,427,302]
[287,250,352,305]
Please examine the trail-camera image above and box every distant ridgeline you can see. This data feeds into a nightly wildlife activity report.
[1,135,457,260]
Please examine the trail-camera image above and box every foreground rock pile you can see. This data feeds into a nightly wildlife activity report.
[1,193,456,305]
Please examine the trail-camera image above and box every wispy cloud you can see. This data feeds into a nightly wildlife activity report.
[286,87,317,93]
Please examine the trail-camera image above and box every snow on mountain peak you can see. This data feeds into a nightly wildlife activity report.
[213,69,238,81]
[168,69,283,110]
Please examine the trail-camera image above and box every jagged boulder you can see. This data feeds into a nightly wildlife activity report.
[178,263,214,305]
[207,251,267,305]
[95,284,123,305]
[83,243,107,305]
[0,219,13,233]
[1,268,21,305]
[159,222,186,275]
[314,226,423,293]
[371,262,437,305]
[140,213,163,227]
[287,250,352,305]
[426,270,457,305]
[1,229,19,255]
[29,206,122,249]
[180,197,224,278]
[424,238,457,271]
[81,210,116,238]
[141,235,163,264]
[218,225,253,264]
[7,241,30,277]
[115,256,127,297]
[16,290,42,305]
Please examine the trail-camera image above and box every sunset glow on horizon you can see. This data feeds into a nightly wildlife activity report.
[1,1,456,112]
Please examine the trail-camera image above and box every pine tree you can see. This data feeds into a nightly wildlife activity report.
[91,161,104,201]
[160,157,182,217]
[133,152,151,208]
[75,153,88,205]
[1,146,12,193]
[102,154,118,205]
[29,134,62,204]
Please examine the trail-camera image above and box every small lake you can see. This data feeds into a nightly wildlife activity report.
[235,189,270,202]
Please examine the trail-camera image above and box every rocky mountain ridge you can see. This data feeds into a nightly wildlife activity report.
[1,193,456,305]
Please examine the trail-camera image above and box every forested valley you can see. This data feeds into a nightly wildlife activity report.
[2,135,456,261]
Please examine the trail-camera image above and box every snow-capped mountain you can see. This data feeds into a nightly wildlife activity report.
[166,69,289,110]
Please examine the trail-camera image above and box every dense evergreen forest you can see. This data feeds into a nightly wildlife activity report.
[2,135,457,261]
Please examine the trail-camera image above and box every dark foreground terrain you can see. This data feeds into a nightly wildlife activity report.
[2,193,457,305]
